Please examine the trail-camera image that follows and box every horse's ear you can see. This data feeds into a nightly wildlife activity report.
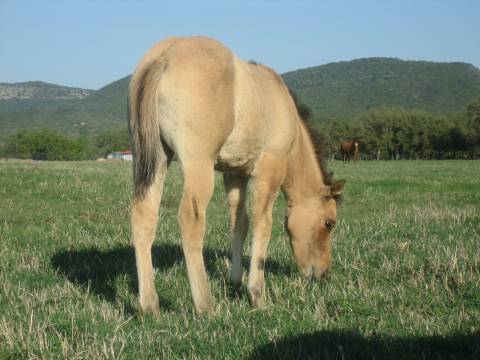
[330,180,345,197]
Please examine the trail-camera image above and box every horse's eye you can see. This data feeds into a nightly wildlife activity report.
[325,220,335,232]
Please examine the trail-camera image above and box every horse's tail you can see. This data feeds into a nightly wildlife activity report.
[128,59,168,198]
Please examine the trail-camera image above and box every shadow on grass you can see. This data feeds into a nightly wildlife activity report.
[51,243,292,312]
[250,330,480,360]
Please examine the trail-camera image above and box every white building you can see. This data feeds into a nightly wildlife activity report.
[107,150,133,161]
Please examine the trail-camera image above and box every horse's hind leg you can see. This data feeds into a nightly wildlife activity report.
[223,174,249,288]
[131,155,170,315]
[178,160,215,313]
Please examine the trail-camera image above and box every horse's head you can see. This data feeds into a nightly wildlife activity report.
[285,180,345,278]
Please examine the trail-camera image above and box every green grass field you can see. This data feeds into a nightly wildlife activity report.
[1,160,479,359]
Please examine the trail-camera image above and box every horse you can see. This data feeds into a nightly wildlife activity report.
[340,140,360,162]
[128,36,345,314]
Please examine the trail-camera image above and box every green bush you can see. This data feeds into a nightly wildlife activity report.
[4,129,94,160]
[2,128,132,160]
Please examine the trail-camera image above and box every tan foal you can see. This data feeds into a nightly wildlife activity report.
[129,36,344,314]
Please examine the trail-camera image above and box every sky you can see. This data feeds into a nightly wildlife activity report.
[1,0,479,90]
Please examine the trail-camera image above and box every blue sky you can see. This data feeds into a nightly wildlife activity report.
[1,0,479,90]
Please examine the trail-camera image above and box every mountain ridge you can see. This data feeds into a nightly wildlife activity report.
[0,81,94,101]
[1,57,479,141]
[282,57,480,119]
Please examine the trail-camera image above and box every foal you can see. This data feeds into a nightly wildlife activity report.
[129,36,344,314]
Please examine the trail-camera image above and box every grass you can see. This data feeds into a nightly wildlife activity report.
[0,159,479,359]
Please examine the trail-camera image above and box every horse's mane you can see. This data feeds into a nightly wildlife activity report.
[288,88,333,187]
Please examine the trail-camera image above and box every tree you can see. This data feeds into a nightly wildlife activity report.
[466,97,480,154]
[94,128,131,157]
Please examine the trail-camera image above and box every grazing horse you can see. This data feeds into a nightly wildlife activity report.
[340,140,360,162]
[129,36,345,314]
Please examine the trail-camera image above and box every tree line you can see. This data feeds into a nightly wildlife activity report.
[1,96,479,161]
[0,128,131,160]
[318,96,480,160]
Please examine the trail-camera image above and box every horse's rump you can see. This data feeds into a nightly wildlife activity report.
[129,37,238,196]
[129,36,300,188]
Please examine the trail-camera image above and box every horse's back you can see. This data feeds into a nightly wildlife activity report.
[341,141,353,151]
[131,36,297,173]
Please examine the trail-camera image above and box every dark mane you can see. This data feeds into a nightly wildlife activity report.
[288,88,333,187]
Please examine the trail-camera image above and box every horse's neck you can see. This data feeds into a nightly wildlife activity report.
[283,122,326,203]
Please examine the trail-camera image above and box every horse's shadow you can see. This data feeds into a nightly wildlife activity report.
[51,243,293,312]
[249,329,480,360]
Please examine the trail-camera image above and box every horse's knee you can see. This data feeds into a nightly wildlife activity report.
[177,194,209,247]
[177,193,203,226]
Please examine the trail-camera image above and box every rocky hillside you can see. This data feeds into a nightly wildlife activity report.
[0,81,93,100]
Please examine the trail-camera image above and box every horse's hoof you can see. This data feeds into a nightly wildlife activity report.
[229,275,243,290]
[249,286,265,309]
[140,294,160,315]
[195,294,215,314]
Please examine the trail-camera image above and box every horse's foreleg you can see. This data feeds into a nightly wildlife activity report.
[131,159,168,315]
[178,160,215,313]
[223,174,249,288]
[248,154,284,308]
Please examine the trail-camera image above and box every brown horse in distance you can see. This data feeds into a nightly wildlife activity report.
[340,140,360,162]
[129,36,345,314]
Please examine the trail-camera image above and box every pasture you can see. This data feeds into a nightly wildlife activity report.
[0,160,479,359]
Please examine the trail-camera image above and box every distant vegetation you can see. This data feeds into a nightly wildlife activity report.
[0,128,130,160]
[317,96,480,160]
[2,96,478,160]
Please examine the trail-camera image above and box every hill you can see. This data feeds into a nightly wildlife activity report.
[282,57,480,120]
[0,81,93,101]
[0,77,130,141]
[1,58,480,141]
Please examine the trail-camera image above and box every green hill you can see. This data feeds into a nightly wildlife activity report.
[1,58,480,142]
[283,57,480,120]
